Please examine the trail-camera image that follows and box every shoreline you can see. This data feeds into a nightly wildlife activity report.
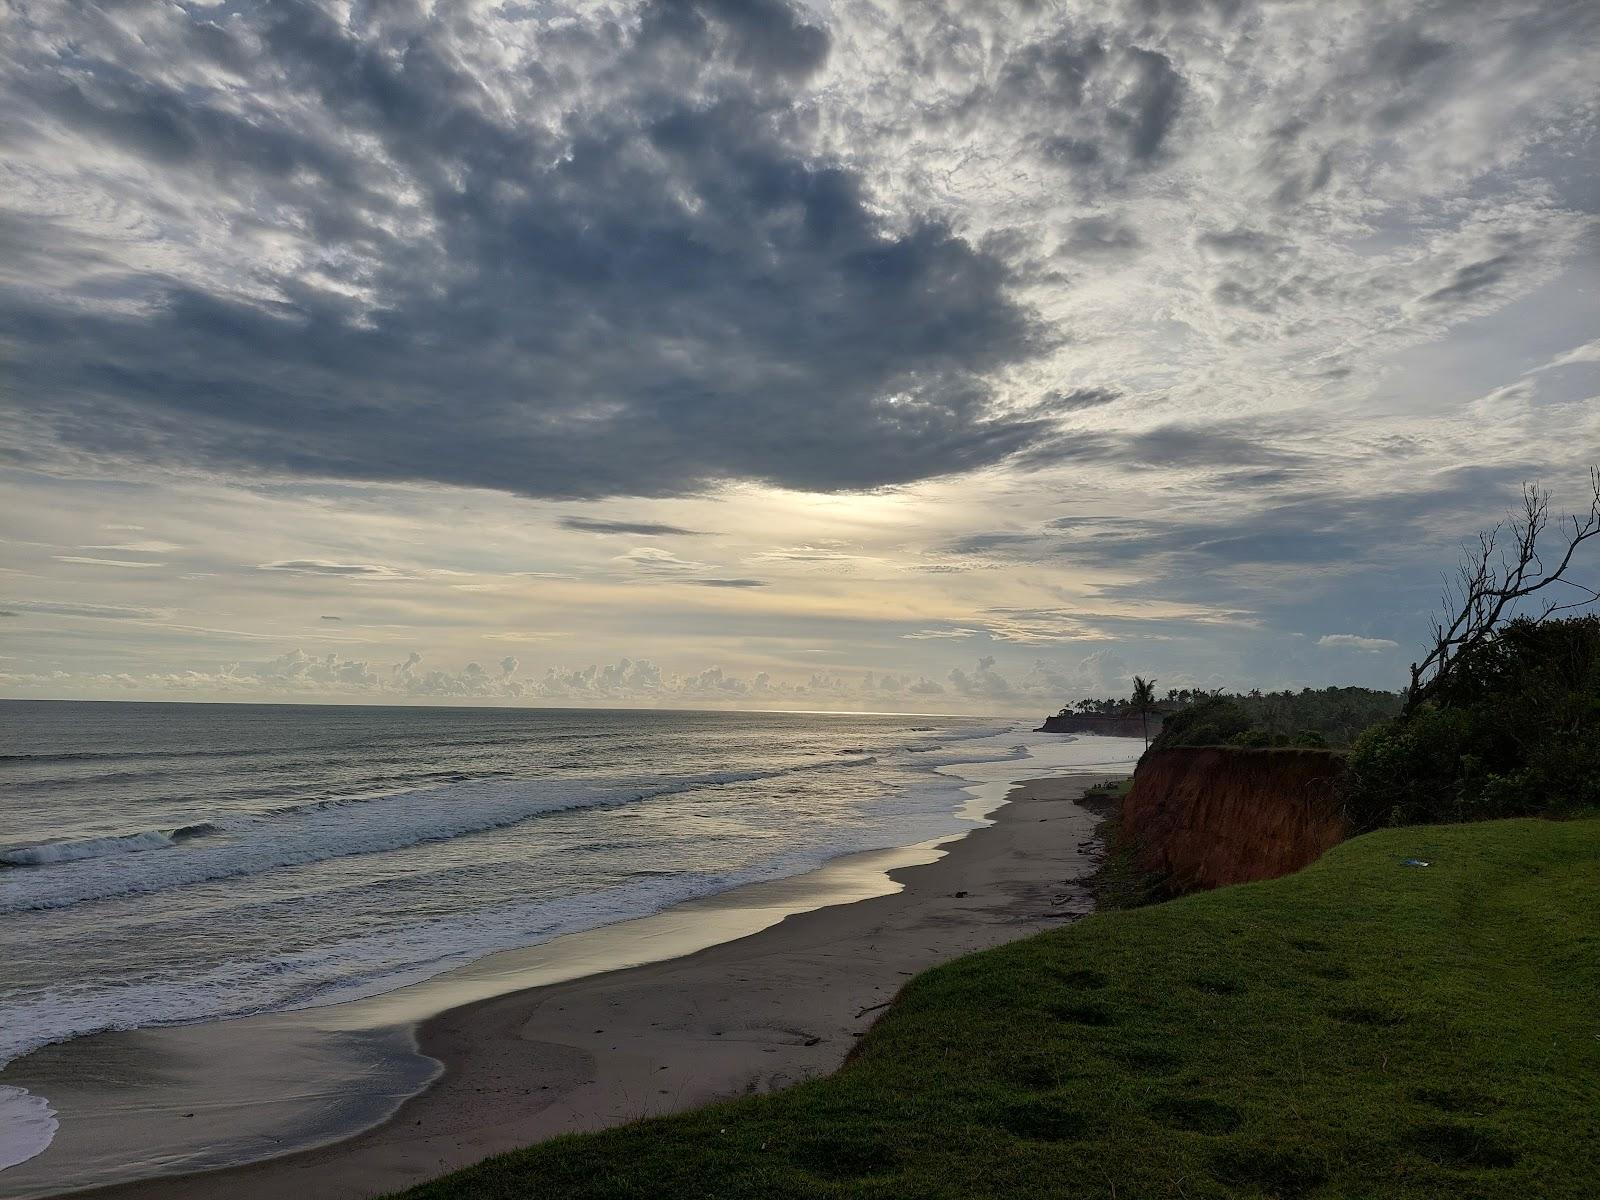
[34,765,1123,1200]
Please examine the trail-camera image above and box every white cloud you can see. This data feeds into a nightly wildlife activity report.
[1529,338,1600,373]
[947,655,1014,698]
[258,560,405,577]
[613,547,704,574]
[0,598,163,620]
[52,555,164,569]
[1317,634,1399,652]
[80,541,182,553]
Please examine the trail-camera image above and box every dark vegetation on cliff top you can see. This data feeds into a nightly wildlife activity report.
[398,815,1600,1200]
[1143,687,1402,752]
[1346,615,1600,828]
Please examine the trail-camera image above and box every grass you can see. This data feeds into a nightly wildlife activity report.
[397,816,1600,1199]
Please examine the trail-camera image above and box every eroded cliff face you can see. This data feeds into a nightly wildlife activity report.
[1121,747,1347,892]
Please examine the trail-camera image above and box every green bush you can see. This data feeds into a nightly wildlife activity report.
[1149,696,1253,750]
[1148,689,1400,752]
[1345,616,1600,827]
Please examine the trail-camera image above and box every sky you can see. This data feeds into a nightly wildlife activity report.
[1,0,1597,714]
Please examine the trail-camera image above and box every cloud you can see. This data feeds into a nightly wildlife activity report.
[81,541,182,553]
[1529,338,1600,374]
[691,578,767,588]
[1058,218,1141,260]
[1123,424,1306,471]
[757,544,861,563]
[319,615,342,621]
[614,546,703,573]
[947,655,1013,698]
[1317,634,1399,652]
[560,517,708,536]
[997,36,1186,181]
[52,555,165,569]
[258,560,401,577]
[1,599,162,620]
[1067,650,1133,697]
[1421,254,1516,306]
[1045,387,1121,413]
[1,0,1047,500]
[979,608,1103,644]
[944,532,1044,556]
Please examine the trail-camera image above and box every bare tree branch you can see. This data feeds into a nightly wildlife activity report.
[1407,467,1600,712]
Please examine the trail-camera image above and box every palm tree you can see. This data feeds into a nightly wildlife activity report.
[1131,676,1158,749]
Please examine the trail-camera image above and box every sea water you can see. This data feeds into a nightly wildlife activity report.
[0,700,1071,1169]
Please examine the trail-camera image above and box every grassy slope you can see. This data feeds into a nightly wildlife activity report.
[399,817,1600,1199]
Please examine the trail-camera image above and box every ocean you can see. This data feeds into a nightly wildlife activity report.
[0,700,1087,1172]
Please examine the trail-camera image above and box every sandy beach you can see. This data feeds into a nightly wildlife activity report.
[44,767,1117,1200]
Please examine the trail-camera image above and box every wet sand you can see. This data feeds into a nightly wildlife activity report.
[35,768,1120,1200]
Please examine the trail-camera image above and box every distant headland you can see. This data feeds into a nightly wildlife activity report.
[1035,708,1159,738]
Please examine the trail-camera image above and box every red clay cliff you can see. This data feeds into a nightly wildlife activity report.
[1121,747,1348,892]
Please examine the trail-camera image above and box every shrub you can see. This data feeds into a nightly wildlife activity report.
[1147,689,1400,752]
[1150,697,1253,750]
[1346,616,1600,827]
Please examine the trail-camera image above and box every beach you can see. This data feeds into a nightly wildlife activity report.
[23,762,1122,1200]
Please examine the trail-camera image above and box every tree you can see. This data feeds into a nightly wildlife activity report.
[1131,675,1158,749]
[1407,468,1600,713]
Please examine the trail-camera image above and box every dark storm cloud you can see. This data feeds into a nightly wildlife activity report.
[0,0,1048,500]
[560,517,709,536]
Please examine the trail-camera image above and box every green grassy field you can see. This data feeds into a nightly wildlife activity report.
[398,816,1600,1199]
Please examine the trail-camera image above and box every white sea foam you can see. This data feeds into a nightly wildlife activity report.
[1,829,177,867]
[0,759,884,914]
[0,1087,57,1171]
